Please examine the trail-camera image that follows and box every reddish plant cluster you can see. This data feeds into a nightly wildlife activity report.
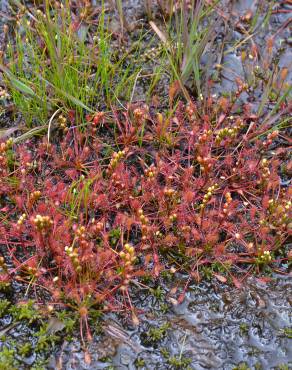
[0,93,291,321]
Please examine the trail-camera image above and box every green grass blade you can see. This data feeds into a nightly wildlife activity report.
[0,65,37,97]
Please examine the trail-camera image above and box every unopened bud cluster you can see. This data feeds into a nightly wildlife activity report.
[155,230,163,238]
[235,81,248,97]
[74,225,91,249]
[133,106,148,123]
[263,130,278,147]
[65,245,82,272]
[197,156,213,173]
[215,118,244,144]
[33,215,53,231]
[262,198,291,229]
[75,225,86,239]
[0,256,6,269]
[198,129,212,143]
[17,213,27,226]
[0,87,10,100]
[258,250,272,264]
[138,208,149,240]
[259,158,270,183]
[0,138,13,154]
[145,165,156,180]
[186,102,196,121]
[119,243,136,268]
[164,187,176,197]
[30,190,41,203]
[223,192,232,215]
[111,172,126,190]
[169,213,177,222]
[89,219,103,235]
[140,45,163,62]
[200,184,218,209]
[107,149,127,174]
[57,114,68,131]
[91,112,105,133]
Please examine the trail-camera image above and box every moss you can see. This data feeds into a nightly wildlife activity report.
[161,348,192,369]
[0,346,17,370]
[34,324,59,352]
[9,300,41,323]
[56,311,77,335]
[239,323,249,336]
[276,364,290,370]
[150,286,165,301]
[282,327,292,339]
[135,357,146,367]
[233,363,251,370]
[0,299,10,317]
[109,227,121,247]
[141,322,170,346]
[18,342,32,357]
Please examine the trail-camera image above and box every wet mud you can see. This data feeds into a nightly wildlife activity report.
[0,0,291,369]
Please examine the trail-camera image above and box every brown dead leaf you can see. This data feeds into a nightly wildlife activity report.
[84,350,91,365]
[214,274,227,283]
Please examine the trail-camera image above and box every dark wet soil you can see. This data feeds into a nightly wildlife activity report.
[48,275,292,369]
[0,0,291,369]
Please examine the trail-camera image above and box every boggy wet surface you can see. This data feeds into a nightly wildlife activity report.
[46,276,292,370]
[0,1,292,369]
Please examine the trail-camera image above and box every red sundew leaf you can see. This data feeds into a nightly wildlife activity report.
[205,232,219,245]
[262,195,269,209]
[14,195,24,209]
[224,154,234,167]
[214,243,226,256]
[153,252,162,277]
[94,293,106,303]
[183,190,194,203]
[0,273,10,284]
[65,169,78,180]
[191,270,201,282]
[169,80,181,108]
[65,147,74,159]
[256,277,272,284]
[191,228,201,241]
[249,206,257,222]
[126,217,135,231]
[68,110,76,123]
[169,286,178,296]
[260,226,270,235]
[274,147,288,156]
[247,160,258,172]
[94,194,109,208]
[218,97,229,112]
[154,263,163,277]
[144,254,152,267]
[35,203,49,214]
[218,113,226,125]
[247,113,258,121]
[84,351,91,365]
[129,199,140,211]
[163,234,178,246]
[232,276,242,288]
[132,311,140,326]
[177,292,186,304]
[214,274,227,283]
[133,270,146,278]
[186,248,203,257]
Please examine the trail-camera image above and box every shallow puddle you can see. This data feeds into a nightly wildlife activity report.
[46,276,292,369]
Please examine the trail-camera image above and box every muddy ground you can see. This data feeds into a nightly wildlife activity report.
[0,0,291,369]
